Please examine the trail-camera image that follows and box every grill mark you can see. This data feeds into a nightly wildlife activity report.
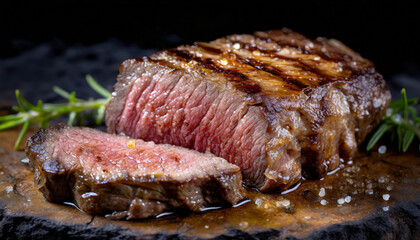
[165,49,263,94]
[167,49,247,80]
[195,42,223,55]
[254,34,373,75]
[236,57,308,90]
[188,44,308,91]
[224,39,336,83]
[252,34,344,63]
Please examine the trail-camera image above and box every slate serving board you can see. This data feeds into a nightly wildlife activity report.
[0,126,419,240]
[1,41,420,240]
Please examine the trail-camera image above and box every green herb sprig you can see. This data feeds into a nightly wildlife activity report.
[366,88,420,152]
[0,75,111,150]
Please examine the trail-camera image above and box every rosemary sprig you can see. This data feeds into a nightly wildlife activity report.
[0,75,111,150]
[366,88,420,152]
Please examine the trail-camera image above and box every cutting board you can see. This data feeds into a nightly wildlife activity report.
[1,126,420,239]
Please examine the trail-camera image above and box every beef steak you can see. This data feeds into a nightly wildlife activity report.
[25,125,246,219]
[106,28,391,191]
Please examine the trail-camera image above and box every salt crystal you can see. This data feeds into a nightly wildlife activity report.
[320,199,328,205]
[382,194,390,201]
[378,176,386,183]
[337,198,345,205]
[383,206,389,211]
[20,158,30,164]
[378,145,387,154]
[255,198,263,207]
[5,186,13,193]
[344,196,352,203]
[319,187,326,197]
[276,199,291,207]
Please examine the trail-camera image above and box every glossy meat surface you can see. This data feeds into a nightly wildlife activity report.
[25,125,246,219]
[106,29,391,191]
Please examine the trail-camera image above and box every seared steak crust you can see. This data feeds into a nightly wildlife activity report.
[25,125,246,219]
[106,29,391,191]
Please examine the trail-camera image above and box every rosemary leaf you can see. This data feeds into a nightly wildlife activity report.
[0,75,111,150]
[86,74,111,99]
[396,126,403,152]
[366,88,419,153]
[15,90,35,111]
[401,89,408,119]
[0,117,28,131]
[68,111,76,126]
[53,86,73,100]
[403,129,415,152]
[96,105,106,125]
[366,123,392,151]
[14,121,29,150]
[0,114,23,122]
[69,92,78,103]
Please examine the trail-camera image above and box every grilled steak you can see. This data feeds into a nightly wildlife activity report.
[25,125,246,219]
[106,28,391,191]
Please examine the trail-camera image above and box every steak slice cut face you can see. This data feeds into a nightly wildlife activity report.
[106,28,391,191]
[25,125,246,219]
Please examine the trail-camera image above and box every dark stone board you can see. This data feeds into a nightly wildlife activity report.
[0,127,419,240]
[0,39,419,240]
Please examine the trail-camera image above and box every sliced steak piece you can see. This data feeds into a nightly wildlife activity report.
[25,125,246,219]
[106,28,391,191]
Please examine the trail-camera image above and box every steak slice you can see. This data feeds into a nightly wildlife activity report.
[25,125,246,219]
[106,28,391,191]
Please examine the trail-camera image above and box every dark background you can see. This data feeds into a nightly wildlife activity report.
[1,0,419,105]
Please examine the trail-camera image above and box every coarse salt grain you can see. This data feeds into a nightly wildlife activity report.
[5,186,13,193]
[319,187,326,197]
[382,194,390,201]
[344,195,352,203]
[276,199,291,207]
[378,145,387,154]
[255,198,263,206]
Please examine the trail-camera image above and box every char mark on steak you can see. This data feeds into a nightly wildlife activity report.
[25,125,246,219]
[106,28,391,191]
